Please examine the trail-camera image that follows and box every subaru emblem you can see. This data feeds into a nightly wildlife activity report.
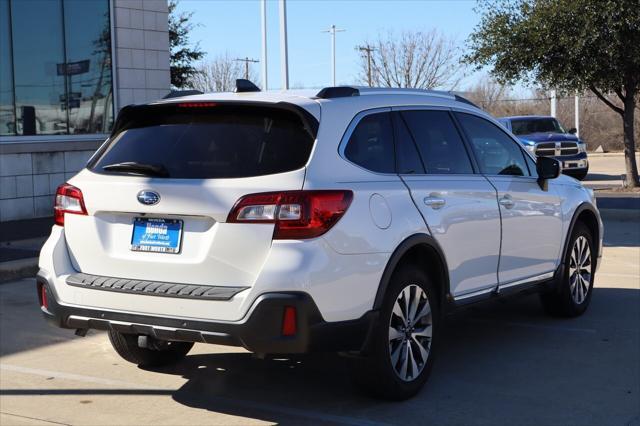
[137,190,160,206]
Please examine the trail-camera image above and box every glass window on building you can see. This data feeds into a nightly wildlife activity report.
[0,0,113,137]
[0,0,15,135]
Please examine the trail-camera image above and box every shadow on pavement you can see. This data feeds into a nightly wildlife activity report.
[584,173,622,181]
[1,286,638,424]
[147,288,637,424]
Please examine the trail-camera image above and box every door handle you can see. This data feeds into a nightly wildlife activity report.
[499,195,515,209]
[424,195,446,210]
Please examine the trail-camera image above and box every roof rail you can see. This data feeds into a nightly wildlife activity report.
[451,93,480,109]
[314,86,482,109]
[235,79,261,93]
[316,86,360,99]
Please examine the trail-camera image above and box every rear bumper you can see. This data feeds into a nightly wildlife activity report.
[37,272,375,354]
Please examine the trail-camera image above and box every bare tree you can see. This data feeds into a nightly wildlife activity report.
[465,76,509,111]
[357,30,466,90]
[189,52,257,93]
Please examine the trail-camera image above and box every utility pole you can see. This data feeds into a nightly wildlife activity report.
[322,24,345,86]
[234,57,259,80]
[279,0,289,90]
[550,89,557,117]
[356,44,376,87]
[260,0,268,90]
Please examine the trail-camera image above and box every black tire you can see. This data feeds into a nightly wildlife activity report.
[349,263,440,400]
[108,330,193,367]
[540,222,595,317]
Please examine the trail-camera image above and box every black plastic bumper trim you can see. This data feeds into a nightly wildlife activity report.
[38,273,376,354]
[66,273,248,301]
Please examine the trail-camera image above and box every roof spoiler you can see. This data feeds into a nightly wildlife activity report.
[163,89,204,99]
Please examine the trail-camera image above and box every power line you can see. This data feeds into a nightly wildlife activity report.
[234,57,259,80]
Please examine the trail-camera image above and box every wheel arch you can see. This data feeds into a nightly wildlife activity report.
[373,234,450,312]
[562,202,601,269]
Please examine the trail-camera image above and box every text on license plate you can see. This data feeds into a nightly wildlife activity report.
[131,217,183,254]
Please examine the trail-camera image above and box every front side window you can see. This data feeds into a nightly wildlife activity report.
[344,112,395,173]
[401,110,474,174]
[456,113,530,177]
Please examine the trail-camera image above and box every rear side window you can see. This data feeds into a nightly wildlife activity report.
[90,104,315,179]
[455,113,530,177]
[401,110,474,174]
[344,112,395,173]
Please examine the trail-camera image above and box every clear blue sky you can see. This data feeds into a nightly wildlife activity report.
[176,0,486,90]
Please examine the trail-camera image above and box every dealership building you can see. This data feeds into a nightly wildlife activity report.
[0,0,171,222]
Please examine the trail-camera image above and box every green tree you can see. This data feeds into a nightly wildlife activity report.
[168,0,204,88]
[466,0,640,187]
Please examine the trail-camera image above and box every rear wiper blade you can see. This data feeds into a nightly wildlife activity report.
[102,162,169,177]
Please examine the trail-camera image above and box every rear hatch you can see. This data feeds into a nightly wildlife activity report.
[63,101,318,287]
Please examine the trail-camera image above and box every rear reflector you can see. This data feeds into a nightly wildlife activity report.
[227,190,353,239]
[37,282,48,309]
[281,306,297,336]
[54,183,87,226]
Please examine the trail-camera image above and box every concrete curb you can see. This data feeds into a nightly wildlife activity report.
[0,257,38,283]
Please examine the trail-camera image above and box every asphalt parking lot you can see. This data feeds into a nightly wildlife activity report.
[0,218,638,426]
[1,155,639,426]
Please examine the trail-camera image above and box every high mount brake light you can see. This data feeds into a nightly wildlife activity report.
[54,183,87,226]
[177,102,217,108]
[227,190,353,239]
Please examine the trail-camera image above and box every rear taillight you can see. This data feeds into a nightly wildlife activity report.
[54,183,87,226]
[227,190,353,239]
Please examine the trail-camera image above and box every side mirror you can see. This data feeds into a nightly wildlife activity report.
[536,156,561,190]
[568,128,577,134]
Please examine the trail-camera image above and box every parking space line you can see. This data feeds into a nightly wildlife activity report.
[0,364,159,389]
[1,411,71,426]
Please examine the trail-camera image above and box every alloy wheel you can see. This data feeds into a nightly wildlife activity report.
[569,235,592,304]
[388,284,432,381]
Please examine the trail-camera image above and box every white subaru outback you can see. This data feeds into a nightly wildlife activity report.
[37,83,603,400]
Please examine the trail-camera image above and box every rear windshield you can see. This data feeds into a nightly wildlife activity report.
[89,104,316,179]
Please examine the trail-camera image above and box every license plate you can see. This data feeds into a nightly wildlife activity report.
[131,217,183,254]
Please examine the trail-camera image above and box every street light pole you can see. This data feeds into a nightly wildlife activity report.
[575,94,580,138]
[261,0,268,90]
[279,0,289,90]
[322,25,345,86]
